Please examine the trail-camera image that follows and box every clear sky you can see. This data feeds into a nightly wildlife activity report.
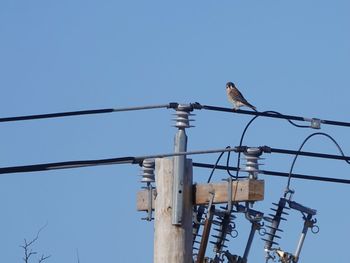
[0,1,350,262]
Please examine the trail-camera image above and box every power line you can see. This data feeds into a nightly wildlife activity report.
[0,103,177,123]
[0,147,240,175]
[192,162,350,185]
[1,145,349,175]
[200,104,350,128]
[286,132,350,192]
[1,102,350,130]
[233,109,311,180]
[0,157,136,174]
[269,147,350,161]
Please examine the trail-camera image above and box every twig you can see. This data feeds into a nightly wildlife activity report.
[20,223,50,263]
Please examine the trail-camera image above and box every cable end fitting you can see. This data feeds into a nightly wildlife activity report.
[260,146,272,154]
[191,102,203,110]
[168,102,179,109]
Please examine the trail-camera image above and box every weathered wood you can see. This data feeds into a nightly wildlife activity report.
[153,158,193,263]
[137,179,264,211]
[195,179,264,205]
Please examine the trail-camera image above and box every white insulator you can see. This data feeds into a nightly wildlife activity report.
[140,158,155,183]
[173,104,195,128]
[243,147,263,179]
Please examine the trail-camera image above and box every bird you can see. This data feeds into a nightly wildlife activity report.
[226,82,256,111]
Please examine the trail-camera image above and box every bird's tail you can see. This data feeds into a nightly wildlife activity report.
[246,103,257,112]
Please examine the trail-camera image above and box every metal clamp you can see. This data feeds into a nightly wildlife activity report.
[225,177,233,213]
[141,183,155,221]
[311,118,321,129]
[304,117,322,129]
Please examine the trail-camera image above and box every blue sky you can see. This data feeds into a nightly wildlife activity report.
[0,1,350,262]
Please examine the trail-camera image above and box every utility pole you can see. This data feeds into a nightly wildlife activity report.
[153,158,193,263]
[136,104,265,263]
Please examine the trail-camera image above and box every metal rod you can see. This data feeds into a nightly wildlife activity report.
[293,214,312,263]
[242,222,259,262]
[196,205,215,263]
[147,183,153,221]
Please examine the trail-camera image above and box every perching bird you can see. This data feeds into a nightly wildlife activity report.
[226,82,256,111]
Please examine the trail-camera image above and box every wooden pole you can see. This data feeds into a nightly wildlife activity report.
[154,158,193,263]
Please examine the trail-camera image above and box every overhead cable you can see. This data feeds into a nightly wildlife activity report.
[200,104,350,128]
[0,103,178,123]
[269,147,350,162]
[0,145,349,175]
[286,132,350,191]
[232,109,310,180]
[1,102,350,129]
[193,162,350,185]
[0,157,136,174]
[0,147,240,175]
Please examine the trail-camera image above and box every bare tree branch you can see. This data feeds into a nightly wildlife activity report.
[20,223,50,263]
[38,254,51,263]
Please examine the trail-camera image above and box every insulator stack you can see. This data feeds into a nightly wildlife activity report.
[210,209,237,255]
[262,198,290,252]
[172,104,195,129]
[242,147,263,179]
[140,158,155,183]
[140,159,155,221]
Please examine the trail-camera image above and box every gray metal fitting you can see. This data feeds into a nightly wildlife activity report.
[311,118,321,129]
[242,147,263,179]
[304,117,322,129]
[173,104,195,129]
[140,158,155,183]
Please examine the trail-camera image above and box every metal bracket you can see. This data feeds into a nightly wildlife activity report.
[172,104,194,225]
[208,190,215,212]
[141,183,154,221]
[226,177,233,213]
